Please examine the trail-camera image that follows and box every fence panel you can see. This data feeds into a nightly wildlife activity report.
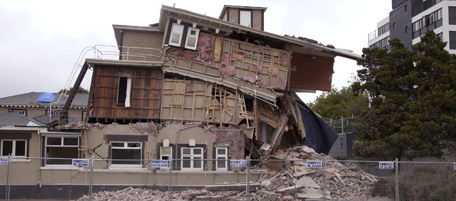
[398,162,455,201]
[2,156,456,200]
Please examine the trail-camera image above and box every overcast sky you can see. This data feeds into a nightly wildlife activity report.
[0,0,391,103]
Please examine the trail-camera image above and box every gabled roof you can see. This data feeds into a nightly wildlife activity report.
[0,92,88,109]
[0,112,46,127]
[159,5,361,60]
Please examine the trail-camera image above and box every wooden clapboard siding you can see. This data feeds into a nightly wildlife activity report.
[89,65,163,120]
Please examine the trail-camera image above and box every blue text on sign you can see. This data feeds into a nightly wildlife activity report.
[379,161,394,169]
[306,160,323,168]
[0,157,8,165]
[72,159,89,167]
[152,160,169,168]
[230,160,247,167]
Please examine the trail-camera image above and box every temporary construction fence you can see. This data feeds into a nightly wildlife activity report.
[0,156,455,201]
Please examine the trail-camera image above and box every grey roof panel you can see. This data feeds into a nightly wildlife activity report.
[0,112,46,127]
[0,92,88,108]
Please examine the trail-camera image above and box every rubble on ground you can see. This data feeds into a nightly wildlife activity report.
[251,145,378,200]
[76,145,378,201]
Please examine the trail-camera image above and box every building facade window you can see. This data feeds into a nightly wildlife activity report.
[185,27,200,50]
[412,8,443,39]
[378,23,390,36]
[1,140,26,157]
[110,142,142,166]
[450,7,456,25]
[239,10,252,27]
[8,109,27,116]
[117,77,131,107]
[45,136,79,165]
[169,23,185,47]
[181,147,203,170]
[215,147,228,171]
[450,31,456,50]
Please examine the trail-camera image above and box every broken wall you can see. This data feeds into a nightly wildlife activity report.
[120,30,163,61]
[161,79,241,125]
[164,32,290,91]
[88,65,163,121]
[290,53,335,91]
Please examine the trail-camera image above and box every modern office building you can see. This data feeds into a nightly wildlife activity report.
[368,0,456,54]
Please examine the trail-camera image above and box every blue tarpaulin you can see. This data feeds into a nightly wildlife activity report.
[37,93,56,103]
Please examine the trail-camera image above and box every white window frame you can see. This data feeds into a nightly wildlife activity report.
[117,77,132,108]
[44,136,79,166]
[110,141,142,168]
[185,27,200,50]
[239,10,252,28]
[169,23,185,47]
[181,147,204,171]
[215,147,228,171]
[1,139,27,157]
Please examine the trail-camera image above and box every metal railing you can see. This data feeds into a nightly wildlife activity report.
[1,155,455,200]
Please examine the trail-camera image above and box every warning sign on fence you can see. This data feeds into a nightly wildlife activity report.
[72,159,89,167]
[230,160,247,167]
[306,160,323,168]
[152,160,169,168]
[0,157,8,165]
[379,161,394,169]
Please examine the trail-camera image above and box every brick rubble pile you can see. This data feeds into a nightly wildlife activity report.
[77,145,378,201]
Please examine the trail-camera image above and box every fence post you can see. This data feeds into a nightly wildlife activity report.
[323,156,327,201]
[5,155,11,201]
[395,158,399,201]
[88,154,94,201]
[168,158,172,201]
[246,157,250,201]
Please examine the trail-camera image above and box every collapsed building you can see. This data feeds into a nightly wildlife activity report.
[59,5,360,169]
[0,5,363,200]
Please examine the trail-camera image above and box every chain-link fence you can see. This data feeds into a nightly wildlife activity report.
[0,156,455,200]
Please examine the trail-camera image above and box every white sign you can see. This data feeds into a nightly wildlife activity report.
[72,159,89,167]
[152,160,169,168]
[230,160,247,167]
[0,157,8,165]
[453,162,456,171]
[379,161,394,169]
[306,160,323,168]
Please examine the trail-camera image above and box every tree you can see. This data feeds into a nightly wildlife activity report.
[308,86,368,120]
[58,87,89,94]
[352,32,456,160]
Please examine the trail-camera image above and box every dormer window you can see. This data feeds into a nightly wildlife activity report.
[185,27,200,50]
[169,23,184,47]
[239,10,252,27]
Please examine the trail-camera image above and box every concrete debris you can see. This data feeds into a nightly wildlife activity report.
[250,145,379,201]
[76,145,378,201]
[76,187,240,201]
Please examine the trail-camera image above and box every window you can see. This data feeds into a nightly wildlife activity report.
[405,26,408,33]
[450,7,456,25]
[185,27,200,50]
[215,147,228,171]
[8,109,26,116]
[169,23,184,47]
[393,23,396,30]
[450,31,456,50]
[1,140,26,157]
[111,142,142,166]
[405,5,407,12]
[181,147,203,170]
[117,77,131,107]
[437,32,443,41]
[239,10,252,27]
[45,136,79,165]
